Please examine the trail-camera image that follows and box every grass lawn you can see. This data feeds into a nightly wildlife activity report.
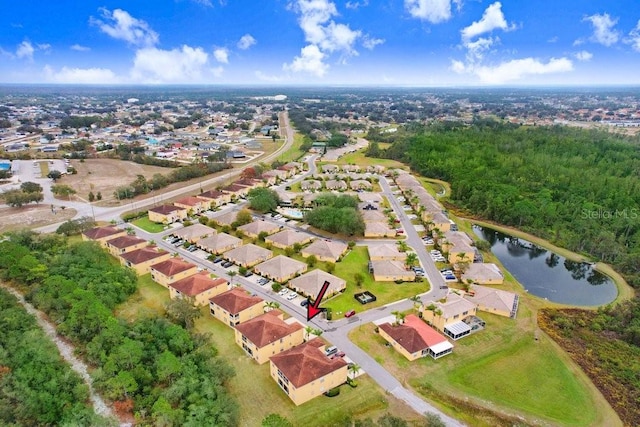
[277,133,307,163]
[336,150,407,170]
[324,246,429,314]
[132,216,167,233]
[349,300,610,427]
[115,270,422,426]
[39,161,49,176]
[115,273,168,321]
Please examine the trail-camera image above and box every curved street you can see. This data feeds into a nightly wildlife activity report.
[15,111,463,426]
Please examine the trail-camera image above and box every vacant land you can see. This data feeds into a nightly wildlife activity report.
[116,274,423,426]
[60,159,169,205]
[0,204,76,233]
[132,216,167,233]
[336,149,407,170]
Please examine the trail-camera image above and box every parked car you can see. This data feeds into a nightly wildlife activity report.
[278,288,289,296]
[325,346,338,356]
[212,256,223,263]
[221,261,233,268]
[300,299,309,307]
[331,351,346,359]
[344,309,356,318]
[286,291,298,300]
[242,270,253,277]
[396,229,404,234]
[187,245,198,252]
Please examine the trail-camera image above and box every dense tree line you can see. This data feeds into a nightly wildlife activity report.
[1,181,44,207]
[370,121,640,288]
[0,231,239,426]
[114,161,230,200]
[0,288,110,426]
[305,194,364,235]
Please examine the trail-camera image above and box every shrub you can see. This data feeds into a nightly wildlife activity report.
[324,387,340,397]
[271,282,282,292]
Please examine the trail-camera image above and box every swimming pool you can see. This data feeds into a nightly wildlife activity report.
[282,208,304,219]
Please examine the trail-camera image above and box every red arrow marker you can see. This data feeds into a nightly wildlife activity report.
[307,280,330,321]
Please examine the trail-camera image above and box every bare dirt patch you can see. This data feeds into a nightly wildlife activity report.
[0,204,76,233]
[60,159,170,205]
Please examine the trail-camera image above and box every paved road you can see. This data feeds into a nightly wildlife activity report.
[32,111,298,233]
[379,176,449,302]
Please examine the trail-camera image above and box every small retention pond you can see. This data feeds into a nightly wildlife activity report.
[472,225,617,306]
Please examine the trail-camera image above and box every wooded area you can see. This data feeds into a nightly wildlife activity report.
[0,288,110,426]
[305,194,365,235]
[0,231,238,426]
[368,120,640,288]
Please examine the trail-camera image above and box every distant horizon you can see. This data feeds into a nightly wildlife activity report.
[1,1,639,86]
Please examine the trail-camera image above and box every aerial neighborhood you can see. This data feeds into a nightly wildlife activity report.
[1,87,637,427]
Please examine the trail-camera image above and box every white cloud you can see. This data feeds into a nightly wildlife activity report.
[283,44,328,77]
[44,65,120,84]
[583,13,619,46]
[213,47,229,63]
[91,8,159,47]
[345,0,368,9]
[362,36,384,50]
[71,44,91,52]
[464,36,496,61]
[450,59,466,74]
[464,57,574,84]
[36,43,51,52]
[625,20,640,52]
[294,0,361,54]
[574,50,593,61]
[237,34,256,50]
[548,36,558,43]
[286,0,378,76]
[404,0,454,24]
[461,2,515,41]
[130,45,209,83]
[16,41,35,60]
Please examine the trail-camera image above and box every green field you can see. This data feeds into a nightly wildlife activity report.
[335,149,407,170]
[324,246,429,314]
[132,215,167,233]
[278,133,308,163]
[349,302,608,427]
[115,272,419,426]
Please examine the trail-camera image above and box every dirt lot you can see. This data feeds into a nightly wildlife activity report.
[0,205,76,234]
[60,159,170,206]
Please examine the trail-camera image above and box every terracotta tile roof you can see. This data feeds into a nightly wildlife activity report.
[269,338,347,388]
[174,196,203,207]
[198,190,226,200]
[221,184,247,193]
[83,226,124,240]
[151,258,197,276]
[404,314,449,347]
[120,246,168,264]
[149,204,185,215]
[209,287,263,314]
[379,323,427,354]
[106,235,146,249]
[235,310,303,348]
[170,271,227,296]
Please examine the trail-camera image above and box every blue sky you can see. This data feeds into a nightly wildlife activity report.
[1,0,639,86]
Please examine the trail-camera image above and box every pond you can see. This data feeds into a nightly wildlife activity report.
[472,225,618,306]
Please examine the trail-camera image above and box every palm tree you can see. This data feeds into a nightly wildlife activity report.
[405,252,418,269]
[304,325,314,340]
[312,328,323,337]
[397,241,409,252]
[348,363,361,379]
[409,295,422,311]
[265,301,280,312]
[391,310,406,325]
